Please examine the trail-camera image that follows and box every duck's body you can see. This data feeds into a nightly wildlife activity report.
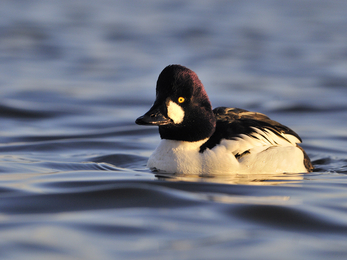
[136,65,313,175]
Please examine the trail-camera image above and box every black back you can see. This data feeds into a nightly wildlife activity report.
[200,107,302,152]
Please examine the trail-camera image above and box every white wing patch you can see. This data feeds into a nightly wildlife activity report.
[220,127,301,158]
[167,100,185,124]
[249,127,301,146]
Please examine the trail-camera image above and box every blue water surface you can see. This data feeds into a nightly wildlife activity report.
[1,0,347,259]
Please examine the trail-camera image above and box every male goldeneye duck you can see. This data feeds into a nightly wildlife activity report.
[135,64,313,175]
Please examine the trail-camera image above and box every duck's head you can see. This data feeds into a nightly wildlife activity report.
[136,64,216,142]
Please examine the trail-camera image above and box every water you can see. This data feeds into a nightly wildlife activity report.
[1,0,347,259]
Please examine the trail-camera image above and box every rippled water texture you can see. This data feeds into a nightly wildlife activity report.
[1,0,347,259]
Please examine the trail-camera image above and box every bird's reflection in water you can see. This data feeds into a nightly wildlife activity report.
[156,171,304,185]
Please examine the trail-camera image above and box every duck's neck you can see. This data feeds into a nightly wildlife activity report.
[159,109,216,142]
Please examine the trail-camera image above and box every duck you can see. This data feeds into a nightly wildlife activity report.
[135,64,313,175]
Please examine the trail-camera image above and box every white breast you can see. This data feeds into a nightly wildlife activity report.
[147,139,215,174]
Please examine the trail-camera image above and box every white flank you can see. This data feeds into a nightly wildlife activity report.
[147,136,307,175]
[167,100,185,124]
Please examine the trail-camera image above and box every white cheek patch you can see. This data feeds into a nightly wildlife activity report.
[167,100,185,124]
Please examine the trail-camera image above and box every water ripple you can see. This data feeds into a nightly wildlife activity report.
[0,183,206,214]
[232,204,347,233]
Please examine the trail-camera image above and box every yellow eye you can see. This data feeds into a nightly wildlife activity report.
[178,97,185,103]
